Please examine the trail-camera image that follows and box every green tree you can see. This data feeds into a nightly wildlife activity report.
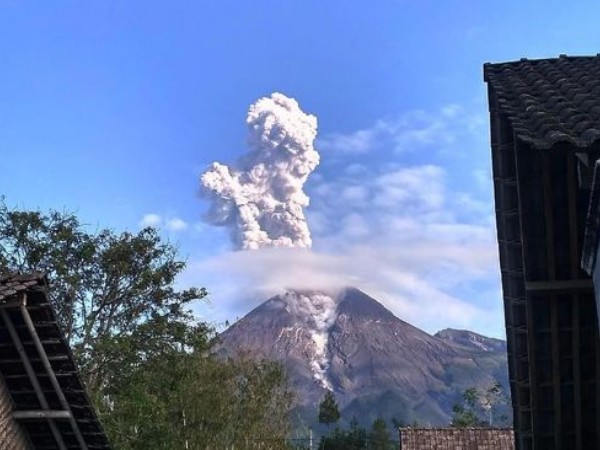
[0,200,296,448]
[451,382,509,428]
[105,342,295,449]
[318,391,341,432]
[369,417,393,450]
[318,418,366,450]
[480,381,508,426]
[0,199,206,394]
[451,387,483,427]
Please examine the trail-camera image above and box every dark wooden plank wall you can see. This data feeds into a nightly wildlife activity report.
[510,140,599,450]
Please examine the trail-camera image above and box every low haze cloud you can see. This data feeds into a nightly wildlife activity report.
[191,99,503,338]
[188,161,500,335]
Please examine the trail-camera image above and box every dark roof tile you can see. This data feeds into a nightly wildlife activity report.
[399,428,515,450]
[0,273,111,449]
[484,56,600,149]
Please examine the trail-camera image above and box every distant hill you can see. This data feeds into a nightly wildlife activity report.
[217,287,510,429]
[434,328,507,353]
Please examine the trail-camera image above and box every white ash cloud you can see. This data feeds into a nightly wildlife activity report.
[189,159,501,337]
[199,93,336,386]
[200,92,320,250]
[283,291,337,390]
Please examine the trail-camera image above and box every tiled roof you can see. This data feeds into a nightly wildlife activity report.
[484,55,600,150]
[0,273,111,449]
[0,272,44,303]
[399,427,514,450]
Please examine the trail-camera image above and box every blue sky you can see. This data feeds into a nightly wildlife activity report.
[2,1,600,338]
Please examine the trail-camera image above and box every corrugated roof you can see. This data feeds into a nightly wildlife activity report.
[399,427,515,450]
[484,55,600,149]
[0,273,111,449]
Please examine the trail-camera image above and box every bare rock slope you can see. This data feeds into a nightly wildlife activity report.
[218,287,509,427]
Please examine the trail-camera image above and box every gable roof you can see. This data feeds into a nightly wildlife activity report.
[0,273,111,449]
[399,427,514,450]
[484,55,600,150]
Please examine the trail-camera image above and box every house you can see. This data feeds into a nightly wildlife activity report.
[484,55,600,449]
[0,273,111,449]
[398,427,514,450]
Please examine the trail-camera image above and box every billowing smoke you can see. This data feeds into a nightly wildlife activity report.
[200,93,338,389]
[200,92,320,250]
[283,291,337,390]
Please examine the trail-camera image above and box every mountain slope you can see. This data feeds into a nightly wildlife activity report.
[217,287,510,427]
[435,328,507,353]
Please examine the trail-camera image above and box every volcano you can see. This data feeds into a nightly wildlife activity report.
[217,287,509,427]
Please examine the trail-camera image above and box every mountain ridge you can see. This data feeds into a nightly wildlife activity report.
[217,287,510,428]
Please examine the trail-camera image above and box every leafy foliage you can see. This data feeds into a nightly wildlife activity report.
[319,417,366,450]
[451,382,509,427]
[103,339,295,449]
[0,199,206,392]
[318,417,394,450]
[369,417,394,450]
[0,200,296,448]
[318,391,341,429]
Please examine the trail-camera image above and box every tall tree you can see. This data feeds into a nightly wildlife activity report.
[0,199,206,392]
[104,342,295,449]
[369,417,393,450]
[0,200,296,448]
[318,418,366,450]
[318,391,341,432]
[451,387,483,427]
[451,382,509,428]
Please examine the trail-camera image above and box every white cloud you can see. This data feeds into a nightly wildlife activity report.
[317,104,487,156]
[139,213,188,232]
[188,161,502,337]
[318,128,378,154]
[139,213,162,228]
[166,217,189,232]
[190,101,502,337]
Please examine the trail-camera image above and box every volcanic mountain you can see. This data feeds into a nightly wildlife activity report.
[217,287,509,427]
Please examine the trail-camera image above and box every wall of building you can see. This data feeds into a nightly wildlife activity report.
[0,375,31,449]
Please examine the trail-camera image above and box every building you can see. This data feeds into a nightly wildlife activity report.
[398,428,514,450]
[0,273,111,449]
[485,55,600,450]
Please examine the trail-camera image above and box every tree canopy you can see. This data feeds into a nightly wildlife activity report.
[0,199,206,391]
[451,382,509,428]
[0,199,295,448]
[318,391,341,429]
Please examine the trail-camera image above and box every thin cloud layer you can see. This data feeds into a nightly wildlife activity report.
[189,161,500,335]
[138,213,189,232]
[318,104,486,155]
[191,100,502,337]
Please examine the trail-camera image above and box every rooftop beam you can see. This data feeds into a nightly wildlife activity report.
[0,307,67,450]
[20,302,89,450]
[12,410,72,420]
[525,280,593,291]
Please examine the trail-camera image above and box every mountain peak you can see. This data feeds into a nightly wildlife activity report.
[336,287,398,321]
[218,288,510,428]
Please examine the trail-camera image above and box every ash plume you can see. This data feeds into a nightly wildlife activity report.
[200,93,338,388]
[200,92,320,250]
